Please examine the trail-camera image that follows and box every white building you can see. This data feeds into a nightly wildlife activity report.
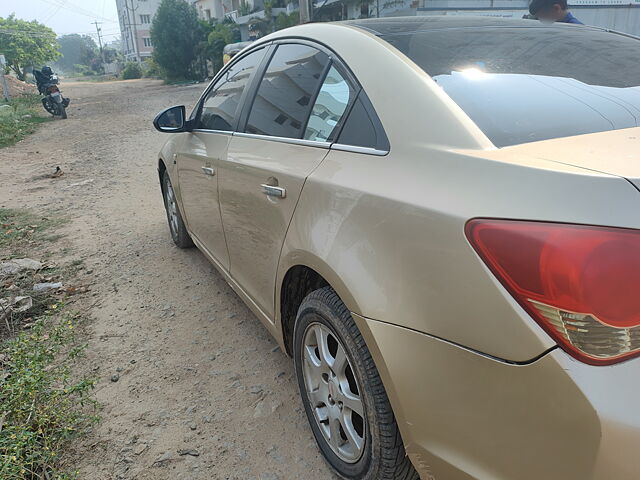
[416,1,640,36]
[191,0,264,22]
[115,0,163,62]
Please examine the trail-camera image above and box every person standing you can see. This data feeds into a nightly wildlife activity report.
[529,0,584,24]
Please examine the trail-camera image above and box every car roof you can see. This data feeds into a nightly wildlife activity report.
[341,16,594,36]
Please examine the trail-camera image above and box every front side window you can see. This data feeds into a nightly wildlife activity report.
[246,44,330,139]
[198,48,266,131]
[304,66,353,142]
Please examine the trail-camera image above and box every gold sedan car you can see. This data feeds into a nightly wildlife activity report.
[154,17,640,480]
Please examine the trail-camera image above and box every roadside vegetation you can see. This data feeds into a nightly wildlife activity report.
[150,0,300,83]
[0,208,97,479]
[0,96,49,149]
[0,16,59,82]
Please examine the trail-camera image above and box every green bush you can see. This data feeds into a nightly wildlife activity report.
[121,62,143,80]
[142,58,161,78]
[0,95,49,148]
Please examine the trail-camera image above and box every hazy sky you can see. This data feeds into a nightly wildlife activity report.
[1,0,121,44]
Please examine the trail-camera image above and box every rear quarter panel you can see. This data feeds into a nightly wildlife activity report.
[275,22,640,361]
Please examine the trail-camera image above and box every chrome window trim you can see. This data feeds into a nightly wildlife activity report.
[331,143,389,156]
[233,131,331,149]
[190,128,233,135]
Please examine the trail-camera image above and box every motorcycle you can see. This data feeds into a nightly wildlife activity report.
[33,67,70,119]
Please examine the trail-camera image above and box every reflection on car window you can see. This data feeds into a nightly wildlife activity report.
[378,26,640,147]
[198,48,265,131]
[246,44,330,139]
[158,108,182,129]
[304,66,352,142]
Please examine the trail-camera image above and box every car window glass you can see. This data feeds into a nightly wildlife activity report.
[337,92,389,152]
[198,48,265,131]
[246,44,330,139]
[304,66,352,142]
[376,26,640,147]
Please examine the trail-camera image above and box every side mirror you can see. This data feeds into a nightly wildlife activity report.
[153,105,190,133]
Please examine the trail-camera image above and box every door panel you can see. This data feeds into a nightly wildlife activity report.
[177,132,230,270]
[220,136,329,318]
[176,47,269,271]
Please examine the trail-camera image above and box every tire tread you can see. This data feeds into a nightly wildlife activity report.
[297,287,419,480]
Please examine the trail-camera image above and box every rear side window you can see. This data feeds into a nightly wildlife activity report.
[246,44,330,139]
[337,92,389,152]
[198,47,266,131]
[304,66,354,142]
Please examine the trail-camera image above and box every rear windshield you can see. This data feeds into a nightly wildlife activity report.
[377,26,640,147]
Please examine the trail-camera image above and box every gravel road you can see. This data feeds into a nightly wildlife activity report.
[0,79,334,480]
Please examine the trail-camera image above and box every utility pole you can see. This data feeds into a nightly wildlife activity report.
[92,21,107,68]
[126,0,141,63]
[299,0,311,23]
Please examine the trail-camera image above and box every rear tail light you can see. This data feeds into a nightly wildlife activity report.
[465,219,640,365]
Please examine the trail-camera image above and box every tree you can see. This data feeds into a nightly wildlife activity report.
[151,0,204,81]
[275,11,300,31]
[102,47,121,65]
[0,15,59,81]
[122,62,143,80]
[56,34,99,73]
[204,21,240,75]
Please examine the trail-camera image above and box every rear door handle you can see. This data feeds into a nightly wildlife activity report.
[261,184,286,198]
[201,167,216,176]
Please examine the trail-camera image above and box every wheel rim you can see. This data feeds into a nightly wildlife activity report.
[301,322,366,463]
[43,98,56,115]
[164,179,179,237]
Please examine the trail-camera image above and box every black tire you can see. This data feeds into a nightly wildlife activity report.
[293,287,419,480]
[162,171,193,248]
[58,104,67,119]
[42,97,56,115]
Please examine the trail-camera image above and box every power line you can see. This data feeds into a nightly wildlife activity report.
[36,0,118,23]
[0,28,120,38]
[43,0,66,23]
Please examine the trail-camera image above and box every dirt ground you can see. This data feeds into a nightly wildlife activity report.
[2,76,37,97]
[0,79,335,480]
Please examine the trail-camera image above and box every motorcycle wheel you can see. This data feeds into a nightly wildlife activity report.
[58,104,67,119]
[42,97,56,115]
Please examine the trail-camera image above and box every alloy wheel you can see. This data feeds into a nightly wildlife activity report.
[301,322,366,463]
[164,179,179,238]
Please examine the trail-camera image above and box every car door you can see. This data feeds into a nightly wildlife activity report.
[219,42,356,319]
[177,47,268,271]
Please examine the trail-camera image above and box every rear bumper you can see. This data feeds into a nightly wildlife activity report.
[353,314,640,480]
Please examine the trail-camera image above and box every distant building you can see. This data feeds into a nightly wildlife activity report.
[416,1,640,36]
[191,0,229,21]
[116,0,640,55]
[115,0,163,62]
[191,0,265,22]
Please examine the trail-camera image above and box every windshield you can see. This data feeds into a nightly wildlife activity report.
[375,24,640,147]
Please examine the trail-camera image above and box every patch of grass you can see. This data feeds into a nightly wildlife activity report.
[0,312,97,480]
[0,206,96,479]
[0,95,50,149]
[0,208,66,255]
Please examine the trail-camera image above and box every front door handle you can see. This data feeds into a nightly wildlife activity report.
[201,166,216,176]
[261,184,286,199]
